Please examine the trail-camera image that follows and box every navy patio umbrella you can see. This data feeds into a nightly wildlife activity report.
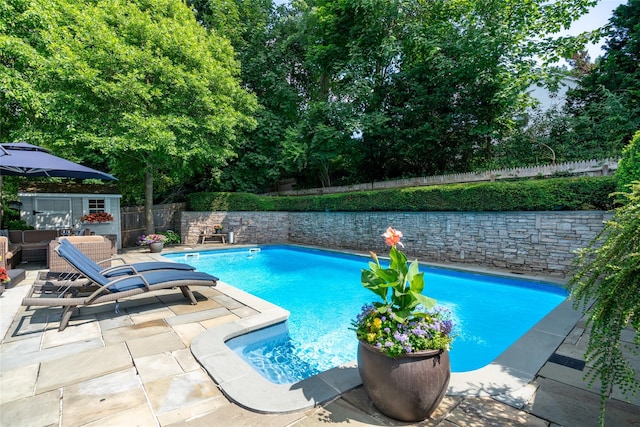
[0,142,117,181]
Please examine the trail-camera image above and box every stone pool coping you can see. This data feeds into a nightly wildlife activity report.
[190,249,582,414]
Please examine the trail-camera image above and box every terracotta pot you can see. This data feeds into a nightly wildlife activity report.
[149,242,164,253]
[357,341,450,422]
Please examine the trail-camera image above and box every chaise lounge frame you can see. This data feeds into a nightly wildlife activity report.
[22,244,218,331]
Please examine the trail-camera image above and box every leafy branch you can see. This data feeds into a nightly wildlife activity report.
[567,181,640,426]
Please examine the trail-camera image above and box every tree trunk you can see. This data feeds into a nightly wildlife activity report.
[144,167,155,234]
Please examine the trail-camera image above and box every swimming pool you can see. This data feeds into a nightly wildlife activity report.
[164,245,567,384]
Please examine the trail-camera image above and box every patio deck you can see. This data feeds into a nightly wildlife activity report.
[1,244,639,426]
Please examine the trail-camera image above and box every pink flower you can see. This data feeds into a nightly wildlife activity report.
[382,227,404,248]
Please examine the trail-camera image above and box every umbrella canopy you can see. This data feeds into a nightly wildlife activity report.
[0,142,117,181]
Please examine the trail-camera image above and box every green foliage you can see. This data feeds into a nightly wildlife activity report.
[617,130,640,191]
[562,0,640,158]
[3,0,256,217]
[187,0,601,190]
[187,191,272,211]
[187,177,616,212]
[160,230,181,245]
[566,182,640,426]
[362,244,435,321]
[190,1,306,192]
[0,0,47,141]
[3,219,32,230]
[354,228,453,357]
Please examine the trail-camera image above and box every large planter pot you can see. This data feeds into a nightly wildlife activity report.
[149,242,164,253]
[357,340,450,422]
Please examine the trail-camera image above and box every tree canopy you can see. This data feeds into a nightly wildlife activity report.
[3,0,635,201]
[1,0,257,230]
[206,0,611,189]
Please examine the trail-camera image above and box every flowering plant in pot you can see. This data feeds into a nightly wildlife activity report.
[137,234,167,253]
[353,227,455,422]
[79,212,114,223]
[137,234,167,245]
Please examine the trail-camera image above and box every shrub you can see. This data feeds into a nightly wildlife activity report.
[162,230,181,245]
[3,219,33,230]
[617,130,640,192]
[187,177,616,212]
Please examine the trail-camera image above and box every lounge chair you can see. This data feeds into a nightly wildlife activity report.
[22,243,218,331]
[34,238,198,294]
[58,238,196,277]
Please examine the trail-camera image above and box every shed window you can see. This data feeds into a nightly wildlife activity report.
[88,199,106,214]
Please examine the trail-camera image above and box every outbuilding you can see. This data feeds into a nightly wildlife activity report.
[17,182,122,249]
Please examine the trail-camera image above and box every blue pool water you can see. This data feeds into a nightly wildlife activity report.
[163,246,567,384]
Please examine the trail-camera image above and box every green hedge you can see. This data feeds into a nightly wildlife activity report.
[617,129,640,191]
[187,176,616,212]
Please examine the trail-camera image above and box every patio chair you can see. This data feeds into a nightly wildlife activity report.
[35,238,198,294]
[58,238,196,277]
[22,242,218,331]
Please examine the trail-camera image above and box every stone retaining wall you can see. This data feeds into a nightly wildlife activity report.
[181,211,610,277]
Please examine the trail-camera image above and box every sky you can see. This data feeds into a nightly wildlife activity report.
[272,0,626,60]
[562,0,626,59]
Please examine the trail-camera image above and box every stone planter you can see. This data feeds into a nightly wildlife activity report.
[149,242,164,253]
[357,340,450,422]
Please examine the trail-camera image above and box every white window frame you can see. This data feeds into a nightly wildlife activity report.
[82,197,111,215]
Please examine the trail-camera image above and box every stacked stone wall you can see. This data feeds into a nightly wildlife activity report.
[181,211,610,277]
[181,211,290,245]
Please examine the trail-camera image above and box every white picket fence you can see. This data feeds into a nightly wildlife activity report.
[266,158,619,196]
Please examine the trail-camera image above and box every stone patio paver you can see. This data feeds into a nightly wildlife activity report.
[41,320,101,348]
[199,313,240,329]
[172,348,203,373]
[0,333,43,365]
[527,376,640,427]
[1,336,104,372]
[445,397,549,426]
[97,313,135,331]
[81,404,158,427]
[158,397,229,426]
[61,368,148,426]
[0,363,40,404]
[0,388,61,427]
[129,306,176,324]
[171,322,207,346]
[174,398,307,427]
[134,353,185,383]
[165,307,232,326]
[36,342,132,393]
[143,369,222,424]
[102,318,172,345]
[159,292,223,315]
[126,330,185,358]
[295,398,392,426]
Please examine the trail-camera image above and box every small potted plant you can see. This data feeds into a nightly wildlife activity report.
[137,233,167,253]
[353,227,455,422]
[213,224,224,234]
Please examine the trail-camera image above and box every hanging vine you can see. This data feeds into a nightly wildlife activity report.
[566,181,640,426]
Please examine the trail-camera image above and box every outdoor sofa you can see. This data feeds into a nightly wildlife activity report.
[0,229,59,269]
